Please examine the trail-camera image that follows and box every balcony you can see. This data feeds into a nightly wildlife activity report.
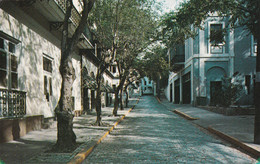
[0,0,93,49]
[0,88,26,118]
[169,45,185,72]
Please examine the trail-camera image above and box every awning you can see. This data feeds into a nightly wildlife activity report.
[83,74,97,90]
[105,84,115,93]
[100,83,107,92]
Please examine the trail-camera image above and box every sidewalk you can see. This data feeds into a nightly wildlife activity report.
[159,97,260,159]
[0,95,139,164]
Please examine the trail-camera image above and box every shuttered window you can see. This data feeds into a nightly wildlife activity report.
[0,38,18,89]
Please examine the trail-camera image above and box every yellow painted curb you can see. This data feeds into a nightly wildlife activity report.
[68,97,140,164]
[173,109,199,120]
[207,127,260,158]
[155,96,161,103]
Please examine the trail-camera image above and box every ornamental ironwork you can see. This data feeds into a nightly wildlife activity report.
[0,88,26,118]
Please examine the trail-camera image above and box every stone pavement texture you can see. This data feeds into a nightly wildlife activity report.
[85,96,256,163]
[159,97,260,155]
[0,96,139,164]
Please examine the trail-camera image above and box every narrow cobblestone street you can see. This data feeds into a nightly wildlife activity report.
[85,96,256,163]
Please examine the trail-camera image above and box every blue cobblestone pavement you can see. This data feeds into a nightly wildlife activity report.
[85,96,256,163]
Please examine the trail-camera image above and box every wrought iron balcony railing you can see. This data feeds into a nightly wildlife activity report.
[54,0,93,44]
[0,88,26,118]
[54,0,81,27]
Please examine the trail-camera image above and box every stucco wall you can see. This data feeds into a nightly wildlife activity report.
[0,9,83,117]
[167,17,256,106]
[234,27,256,75]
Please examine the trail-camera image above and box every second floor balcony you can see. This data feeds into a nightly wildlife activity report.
[0,0,93,49]
[169,45,185,72]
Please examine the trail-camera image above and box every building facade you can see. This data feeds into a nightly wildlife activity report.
[166,17,256,106]
[141,77,154,95]
[0,0,115,143]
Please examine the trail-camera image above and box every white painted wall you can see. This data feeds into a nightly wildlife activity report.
[0,9,84,117]
[0,9,61,117]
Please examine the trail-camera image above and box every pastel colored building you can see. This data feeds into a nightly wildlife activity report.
[166,16,256,106]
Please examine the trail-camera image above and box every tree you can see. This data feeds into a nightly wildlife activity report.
[89,0,159,116]
[123,69,141,107]
[54,0,95,151]
[161,0,260,143]
[88,0,120,125]
[140,46,169,99]
[94,48,111,126]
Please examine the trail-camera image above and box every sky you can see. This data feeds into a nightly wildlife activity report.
[156,0,184,14]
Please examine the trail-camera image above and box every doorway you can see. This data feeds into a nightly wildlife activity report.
[210,81,222,106]
[91,90,95,110]
[182,80,191,104]
[83,88,89,113]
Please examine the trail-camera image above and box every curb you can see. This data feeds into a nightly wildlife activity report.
[68,97,140,164]
[207,127,260,158]
[155,96,161,103]
[173,109,199,120]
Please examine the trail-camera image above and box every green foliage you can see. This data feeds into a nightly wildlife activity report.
[159,12,192,46]
[209,26,226,45]
[89,0,160,79]
[160,0,260,47]
[135,46,169,88]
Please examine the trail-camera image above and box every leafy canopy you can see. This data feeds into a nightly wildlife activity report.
[160,0,260,47]
[89,0,160,77]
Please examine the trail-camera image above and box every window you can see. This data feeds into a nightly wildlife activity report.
[0,38,18,89]
[9,42,15,53]
[112,65,116,73]
[0,38,4,49]
[245,75,251,95]
[112,84,116,91]
[43,55,53,101]
[44,76,48,101]
[11,55,18,88]
[43,56,52,73]
[210,23,224,54]
[252,36,257,56]
[43,76,52,102]
[49,78,52,96]
[0,52,7,87]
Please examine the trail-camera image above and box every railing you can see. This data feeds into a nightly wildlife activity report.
[170,54,185,72]
[54,0,81,27]
[53,0,94,46]
[170,55,185,65]
[0,89,26,118]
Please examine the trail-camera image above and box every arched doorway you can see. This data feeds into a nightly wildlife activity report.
[82,67,90,113]
[206,67,226,105]
[90,72,96,110]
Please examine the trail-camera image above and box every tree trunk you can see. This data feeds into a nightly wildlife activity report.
[157,78,161,99]
[125,89,128,107]
[120,88,124,110]
[113,90,120,116]
[254,30,260,144]
[95,88,102,126]
[113,71,129,115]
[53,0,95,151]
[55,58,76,149]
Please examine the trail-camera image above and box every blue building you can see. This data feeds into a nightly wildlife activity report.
[166,16,256,106]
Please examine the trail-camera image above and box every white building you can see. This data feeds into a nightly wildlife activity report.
[141,77,154,95]
[0,0,115,143]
